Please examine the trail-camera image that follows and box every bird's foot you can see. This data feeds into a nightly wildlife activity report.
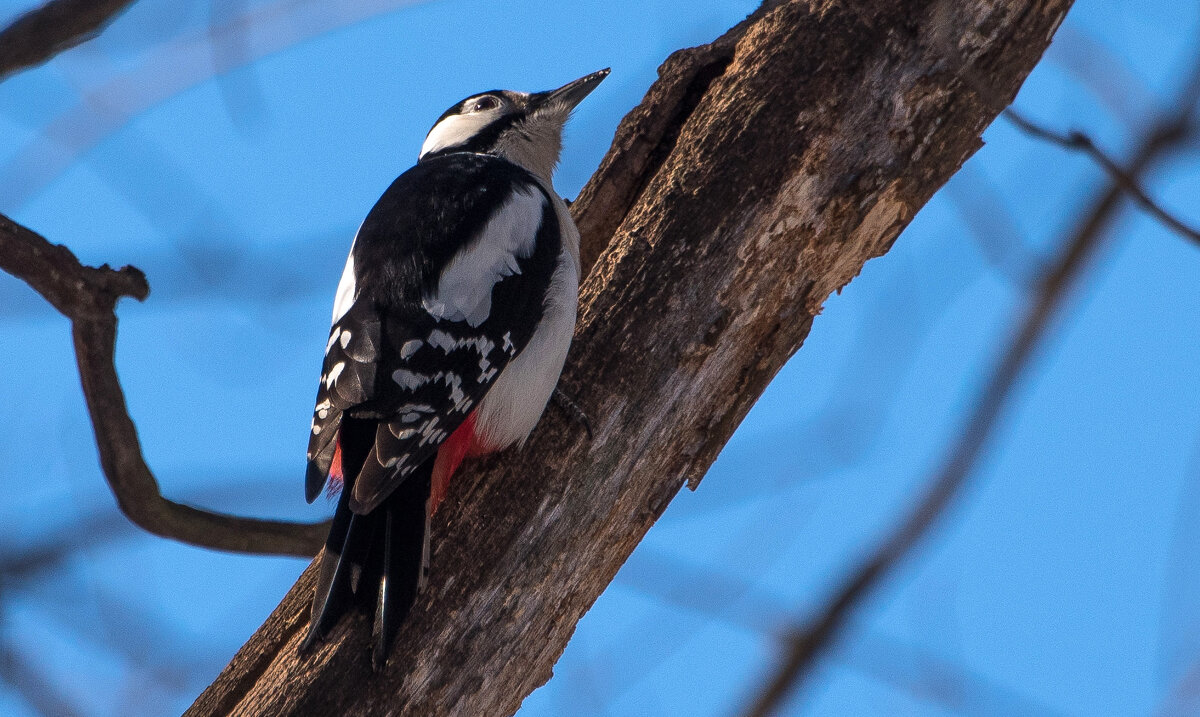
[552,387,593,439]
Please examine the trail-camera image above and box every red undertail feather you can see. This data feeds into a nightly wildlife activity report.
[430,412,485,513]
[327,434,344,499]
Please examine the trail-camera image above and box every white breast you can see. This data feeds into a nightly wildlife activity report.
[473,188,580,449]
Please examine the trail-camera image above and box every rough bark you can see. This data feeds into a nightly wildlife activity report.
[187,0,1072,714]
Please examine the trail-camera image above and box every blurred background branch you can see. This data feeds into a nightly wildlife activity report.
[0,640,84,717]
[0,0,138,83]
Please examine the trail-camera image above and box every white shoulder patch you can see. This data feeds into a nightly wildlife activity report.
[423,186,545,327]
[331,234,358,323]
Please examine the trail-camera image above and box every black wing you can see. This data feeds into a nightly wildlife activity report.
[305,153,562,513]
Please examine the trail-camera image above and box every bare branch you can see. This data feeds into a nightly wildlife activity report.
[738,25,1200,717]
[0,214,328,557]
[0,0,138,83]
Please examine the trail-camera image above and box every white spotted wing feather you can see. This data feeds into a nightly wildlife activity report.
[305,165,572,514]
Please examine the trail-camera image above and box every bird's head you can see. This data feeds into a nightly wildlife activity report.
[418,69,609,182]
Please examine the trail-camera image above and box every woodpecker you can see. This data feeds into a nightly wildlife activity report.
[300,69,608,666]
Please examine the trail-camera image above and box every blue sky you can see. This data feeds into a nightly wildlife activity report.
[1,1,1198,715]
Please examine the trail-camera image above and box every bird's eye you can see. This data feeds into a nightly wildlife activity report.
[467,96,501,113]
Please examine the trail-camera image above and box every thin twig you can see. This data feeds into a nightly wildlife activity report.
[934,4,1200,248]
[0,0,138,83]
[0,213,328,557]
[909,2,1200,248]
[739,35,1200,717]
[1001,106,1200,245]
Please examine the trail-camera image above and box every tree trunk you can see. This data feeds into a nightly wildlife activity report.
[186,1,1072,714]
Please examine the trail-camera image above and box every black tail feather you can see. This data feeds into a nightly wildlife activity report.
[300,482,372,652]
[374,474,430,668]
[301,457,432,667]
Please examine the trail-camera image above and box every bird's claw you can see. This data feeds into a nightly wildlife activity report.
[552,388,593,439]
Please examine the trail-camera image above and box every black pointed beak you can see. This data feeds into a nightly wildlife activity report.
[532,68,610,111]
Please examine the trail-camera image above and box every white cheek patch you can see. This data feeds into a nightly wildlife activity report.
[423,187,545,327]
[419,112,494,158]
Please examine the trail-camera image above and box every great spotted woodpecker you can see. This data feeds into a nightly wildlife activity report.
[300,69,608,665]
